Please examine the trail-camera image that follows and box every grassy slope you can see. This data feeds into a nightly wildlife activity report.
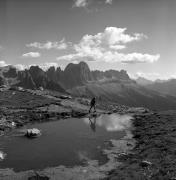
[0,90,56,109]
[69,82,176,110]
[146,79,176,97]
[106,111,176,180]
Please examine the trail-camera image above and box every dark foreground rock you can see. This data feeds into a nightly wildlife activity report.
[28,173,49,180]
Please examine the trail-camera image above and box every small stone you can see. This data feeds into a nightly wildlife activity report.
[82,169,87,173]
[140,160,152,167]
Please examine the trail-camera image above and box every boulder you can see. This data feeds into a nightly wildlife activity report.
[25,128,41,138]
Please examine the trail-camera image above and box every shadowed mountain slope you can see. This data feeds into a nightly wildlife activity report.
[68,80,176,110]
[145,79,176,97]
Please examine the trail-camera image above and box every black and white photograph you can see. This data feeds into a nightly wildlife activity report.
[0,0,176,179]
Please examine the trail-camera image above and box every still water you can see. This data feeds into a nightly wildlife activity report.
[0,114,132,172]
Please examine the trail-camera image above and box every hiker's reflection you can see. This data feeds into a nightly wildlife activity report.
[89,116,97,132]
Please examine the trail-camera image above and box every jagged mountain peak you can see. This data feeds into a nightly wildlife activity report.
[29,65,44,74]
[48,66,56,72]
[64,61,90,71]
[0,61,130,91]
[62,62,92,89]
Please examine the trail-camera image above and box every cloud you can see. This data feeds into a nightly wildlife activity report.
[57,27,160,64]
[57,51,159,64]
[14,62,60,71]
[73,0,88,8]
[22,52,41,58]
[14,64,27,70]
[0,61,8,67]
[110,45,126,50]
[135,72,176,81]
[26,39,69,50]
[170,74,176,79]
[0,61,28,70]
[57,53,84,61]
[135,71,160,80]
[73,0,113,9]
[136,72,160,78]
[105,0,113,5]
[119,53,160,64]
[39,62,59,70]
[75,27,146,50]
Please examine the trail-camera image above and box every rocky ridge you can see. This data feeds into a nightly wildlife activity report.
[0,62,130,90]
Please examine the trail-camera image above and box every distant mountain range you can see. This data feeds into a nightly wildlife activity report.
[135,77,170,86]
[0,61,130,90]
[135,77,154,86]
[1,62,176,110]
[135,76,176,97]
[144,79,176,97]
[0,65,65,92]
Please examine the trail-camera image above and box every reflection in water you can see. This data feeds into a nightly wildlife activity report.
[88,116,97,132]
[84,114,132,132]
[0,151,6,161]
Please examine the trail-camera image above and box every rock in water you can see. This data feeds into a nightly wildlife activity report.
[25,128,41,138]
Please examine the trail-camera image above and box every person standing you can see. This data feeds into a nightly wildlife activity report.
[89,97,96,113]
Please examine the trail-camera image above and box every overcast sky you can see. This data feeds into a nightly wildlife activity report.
[0,0,176,80]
